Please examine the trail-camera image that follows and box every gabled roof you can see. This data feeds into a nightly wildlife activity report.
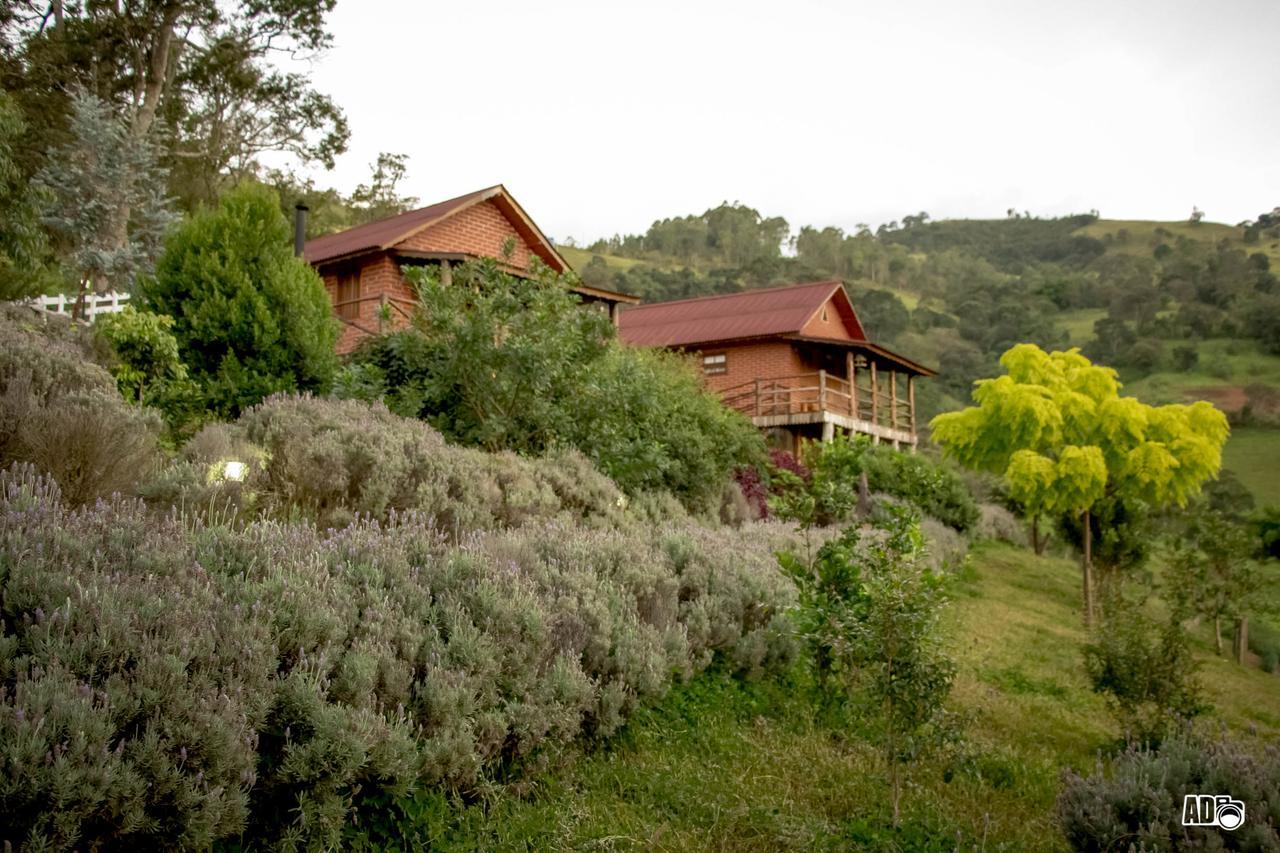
[618,280,854,347]
[617,280,936,377]
[302,184,570,272]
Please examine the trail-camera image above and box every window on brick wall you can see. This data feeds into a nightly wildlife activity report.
[702,352,727,375]
[336,270,361,321]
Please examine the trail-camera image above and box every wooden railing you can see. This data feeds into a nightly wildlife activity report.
[720,371,915,435]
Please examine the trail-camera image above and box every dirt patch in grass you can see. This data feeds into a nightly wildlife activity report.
[1185,384,1248,413]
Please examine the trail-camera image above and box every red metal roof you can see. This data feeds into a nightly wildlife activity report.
[618,280,936,377]
[303,186,497,265]
[618,280,851,347]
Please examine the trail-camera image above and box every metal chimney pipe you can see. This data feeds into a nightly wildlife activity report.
[293,203,309,258]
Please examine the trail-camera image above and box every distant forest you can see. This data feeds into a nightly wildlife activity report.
[571,204,1280,415]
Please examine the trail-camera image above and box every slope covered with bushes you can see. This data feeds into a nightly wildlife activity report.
[0,463,799,850]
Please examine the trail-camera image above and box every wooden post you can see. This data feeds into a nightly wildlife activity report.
[440,258,453,286]
[821,419,834,442]
[870,361,879,425]
[754,378,762,417]
[818,369,827,413]
[906,376,916,435]
[890,371,899,431]
[847,352,857,417]
[908,376,917,453]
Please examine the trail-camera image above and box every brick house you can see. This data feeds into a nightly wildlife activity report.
[302,184,638,353]
[618,280,936,450]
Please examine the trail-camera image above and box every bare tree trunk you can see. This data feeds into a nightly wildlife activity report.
[1215,617,1223,655]
[98,3,181,292]
[1031,516,1050,556]
[856,470,872,518]
[130,4,182,142]
[890,757,900,827]
[1234,617,1248,665]
[1082,509,1095,626]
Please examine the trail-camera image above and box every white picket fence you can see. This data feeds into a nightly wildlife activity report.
[28,291,130,322]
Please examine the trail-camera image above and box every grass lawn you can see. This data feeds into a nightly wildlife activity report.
[1123,338,1280,411]
[557,245,647,273]
[1056,308,1106,347]
[392,542,1280,851]
[1222,426,1280,506]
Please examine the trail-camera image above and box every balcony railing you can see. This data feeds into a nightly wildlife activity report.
[720,371,916,436]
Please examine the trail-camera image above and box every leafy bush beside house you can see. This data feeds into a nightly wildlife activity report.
[563,346,765,509]
[344,259,764,509]
[783,434,979,533]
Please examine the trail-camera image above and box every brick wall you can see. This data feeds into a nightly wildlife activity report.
[320,201,541,354]
[694,340,813,393]
[323,255,418,354]
[398,201,534,268]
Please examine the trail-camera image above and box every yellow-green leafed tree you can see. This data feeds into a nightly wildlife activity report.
[930,344,1228,623]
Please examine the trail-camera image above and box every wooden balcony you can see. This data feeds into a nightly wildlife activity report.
[720,370,918,448]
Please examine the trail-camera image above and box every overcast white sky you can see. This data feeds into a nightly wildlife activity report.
[284,0,1280,243]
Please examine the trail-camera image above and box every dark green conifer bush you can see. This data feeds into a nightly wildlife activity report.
[141,183,339,419]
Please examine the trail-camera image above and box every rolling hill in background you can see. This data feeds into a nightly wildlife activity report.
[560,210,1280,507]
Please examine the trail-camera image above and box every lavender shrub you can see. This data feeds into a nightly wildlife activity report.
[0,463,797,850]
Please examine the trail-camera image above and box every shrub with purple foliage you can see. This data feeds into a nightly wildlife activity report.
[733,465,769,520]
[1058,730,1280,850]
[0,305,161,504]
[769,448,810,482]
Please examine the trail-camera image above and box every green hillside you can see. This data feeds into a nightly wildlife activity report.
[1076,218,1280,269]
[559,244,648,274]
[1224,426,1280,506]
[561,206,1280,506]
[394,542,1280,850]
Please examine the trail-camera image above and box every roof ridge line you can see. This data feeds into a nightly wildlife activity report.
[392,184,502,224]
[303,184,502,252]
[623,279,841,311]
[378,185,503,250]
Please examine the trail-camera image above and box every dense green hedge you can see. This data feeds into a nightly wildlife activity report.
[800,435,979,532]
[141,183,339,420]
[341,259,764,510]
